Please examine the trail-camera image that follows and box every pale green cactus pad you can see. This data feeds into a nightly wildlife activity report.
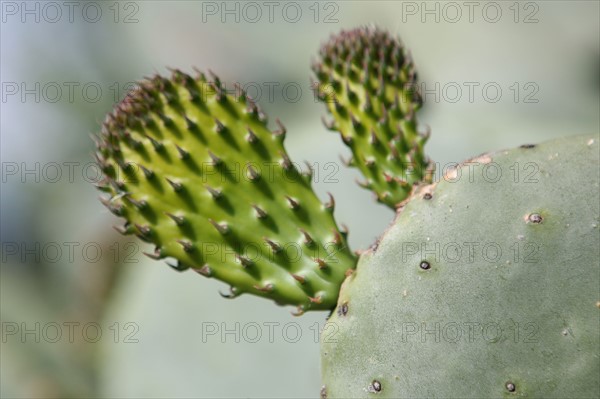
[95,70,357,313]
[321,134,600,397]
[313,27,432,208]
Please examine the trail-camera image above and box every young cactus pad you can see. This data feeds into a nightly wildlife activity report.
[321,135,600,398]
[313,27,432,208]
[95,71,357,313]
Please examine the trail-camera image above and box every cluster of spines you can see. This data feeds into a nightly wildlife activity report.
[95,68,356,313]
[312,27,433,208]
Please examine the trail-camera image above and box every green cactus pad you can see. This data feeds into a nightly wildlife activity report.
[321,135,600,397]
[313,27,432,208]
[95,70,357,313]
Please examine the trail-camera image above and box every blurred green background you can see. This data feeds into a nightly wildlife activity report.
[1,1,598,397]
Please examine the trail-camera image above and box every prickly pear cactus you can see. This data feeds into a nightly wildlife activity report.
[93,25,600,399]
[95,71,356,313]
[321,134,600,398]
[313,27,432,208]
